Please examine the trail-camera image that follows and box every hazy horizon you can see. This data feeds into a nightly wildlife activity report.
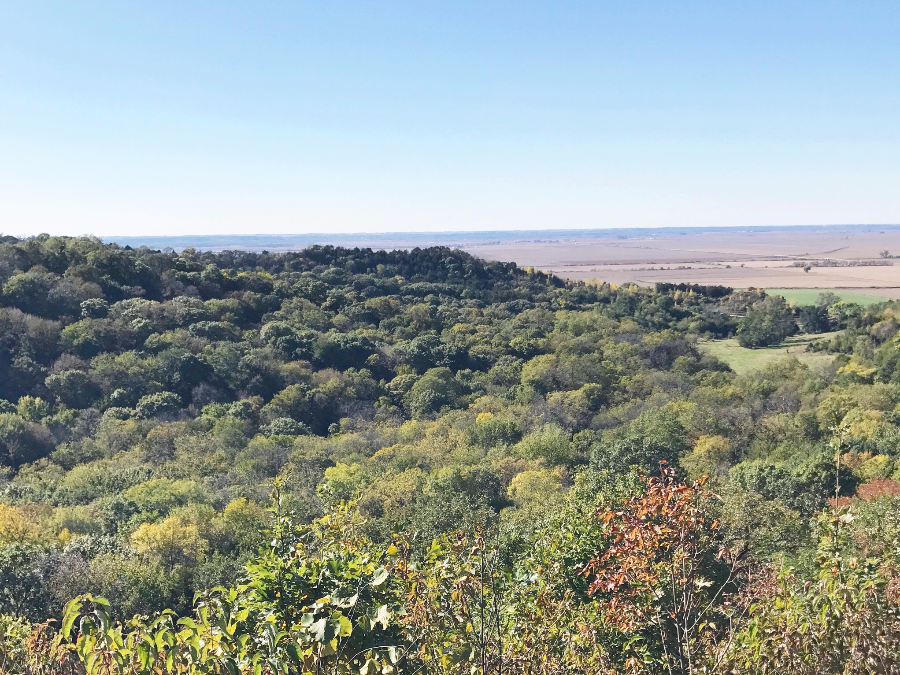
[7,222,900,249]
[3,2,900,236]
[88,223,900,255]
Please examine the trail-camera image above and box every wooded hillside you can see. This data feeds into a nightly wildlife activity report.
[1,235,899,674]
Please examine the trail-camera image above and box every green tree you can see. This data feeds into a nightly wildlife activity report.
[131,516,208,570]
[0,413,53,467]
[514,424,573,465]
[592,406,690,475]
[15,395,50,422]
[736,296,797,348]
[135,391,182,419]
[726,511,900,674]
[680,434,731,481]
[798,304,830,333]
[404,367,462,418]
[44,370,100,408]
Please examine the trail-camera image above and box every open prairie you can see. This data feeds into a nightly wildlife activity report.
[460,226,900,296]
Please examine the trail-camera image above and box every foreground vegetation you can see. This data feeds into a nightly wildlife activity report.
[1,235,900,673]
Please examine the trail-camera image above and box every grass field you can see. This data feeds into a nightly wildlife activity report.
[765,288,892,306]
[699,332,839,374]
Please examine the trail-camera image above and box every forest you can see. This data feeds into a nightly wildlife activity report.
[1,234,900,673]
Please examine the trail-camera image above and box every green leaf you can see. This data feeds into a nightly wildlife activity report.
[371,566,390,587]
[374,604,391,629]
[285,642,302,664]
[62,598,83,638]
[311,618,329,643]
[335,613,353,637]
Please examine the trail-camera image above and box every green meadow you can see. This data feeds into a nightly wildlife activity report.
[764,288,892,306]
[700,332,839,374]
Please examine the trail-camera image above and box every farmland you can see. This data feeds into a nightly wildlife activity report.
[460,225,900,297]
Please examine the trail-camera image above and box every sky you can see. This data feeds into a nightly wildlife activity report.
[1,1,899,237]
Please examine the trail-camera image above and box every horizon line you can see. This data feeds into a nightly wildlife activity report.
[97,222,900,241]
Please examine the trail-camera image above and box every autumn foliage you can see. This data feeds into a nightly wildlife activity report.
[580,463,744,674]
[856,479,900,501]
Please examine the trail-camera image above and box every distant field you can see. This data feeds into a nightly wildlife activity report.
[106,226,900,300]
[765,288,892,306]
[458,225,900,298]
[699,333,839,374]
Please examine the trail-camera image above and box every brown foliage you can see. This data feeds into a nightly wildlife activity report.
[579,463,746,674]
[856,479,900,501]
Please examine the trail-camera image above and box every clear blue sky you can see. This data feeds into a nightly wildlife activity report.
[1,1,899,236]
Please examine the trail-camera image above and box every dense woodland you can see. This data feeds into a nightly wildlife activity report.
[2,235,900,673]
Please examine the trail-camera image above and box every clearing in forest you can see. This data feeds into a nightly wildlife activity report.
[699,333,839,374]
[765,288,892,306]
